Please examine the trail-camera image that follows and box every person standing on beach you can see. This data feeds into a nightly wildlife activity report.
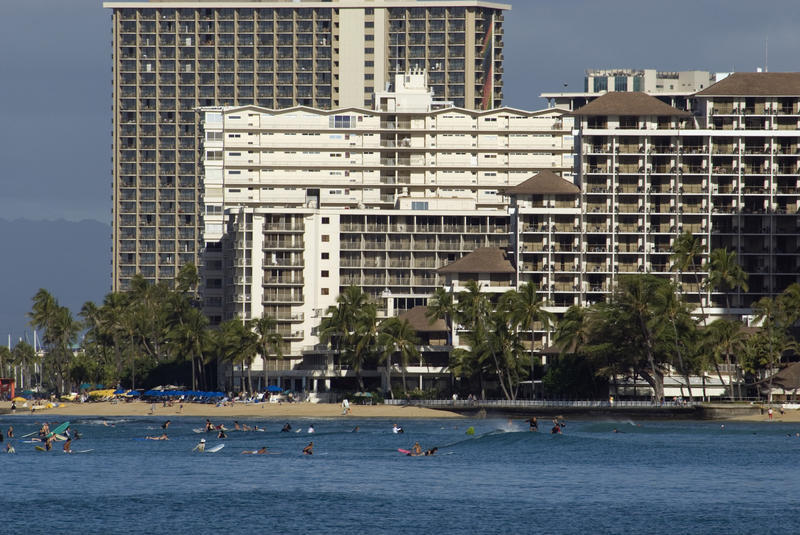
[768,408,774,421]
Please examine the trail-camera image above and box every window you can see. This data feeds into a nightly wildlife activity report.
[321,270,329,278]
[614,76,627,92]
[329,115,355,128]
[593,77,607,92]
[365,47,374,54]
[321,288,329,295]
[321,252,329,259]
[321,234,330,242]
[365,35,374,41]
[633,76,643,92]
[411,201,429,210]
[321,216,330,224]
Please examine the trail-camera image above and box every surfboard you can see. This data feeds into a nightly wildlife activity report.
[46,422,70,438]
[54,434,68,441]
[193,428,207,433]
[398,448,411,454]
[35,446,47,452]
[75,449,94,454]
[207,444,225,453]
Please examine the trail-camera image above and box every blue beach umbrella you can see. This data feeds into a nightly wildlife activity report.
[267,385,283,392]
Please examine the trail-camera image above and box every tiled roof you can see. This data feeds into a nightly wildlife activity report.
[695,72,800,96]
[437,247,515,274]
[573,91,691,117]
[505,170,579,195]
[397,306,447,333]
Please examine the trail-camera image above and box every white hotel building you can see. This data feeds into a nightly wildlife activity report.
[201,71,573,390]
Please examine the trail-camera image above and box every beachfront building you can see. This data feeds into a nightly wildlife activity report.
[201,72,573,392]
[572,72,800,315]
[105,0,510,292]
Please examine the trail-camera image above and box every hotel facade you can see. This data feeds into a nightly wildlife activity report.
[105,0,509,292]
[202,72,573,390]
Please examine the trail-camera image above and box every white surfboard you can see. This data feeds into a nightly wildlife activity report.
[207,444,225,453]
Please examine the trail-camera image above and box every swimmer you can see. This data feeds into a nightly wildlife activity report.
[218,429,227,439]
[242,447,269,455]
[63,437,72,454]
[7,426,14,438]
[308,424,315,434]
[234,421,241,431]
[193,438,206,452]
[526,417,538,432]
[392,424,404,434]
[145,433,169,440]
[424,447,438,456]
[302,442,313,455]
[44,436,53,451]
[6,443,15,454]
[412,442,422,456]
[161,420,171,430]
[281,423,291,432]
[352,426,360,433]
[242,423,252,431]
[551,424,562,434]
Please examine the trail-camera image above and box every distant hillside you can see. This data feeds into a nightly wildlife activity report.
[0,218,110,344]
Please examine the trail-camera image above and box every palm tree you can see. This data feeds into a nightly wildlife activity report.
[348,302,379,392]
[426,287,457,345]
[616,275,666,402]
[320,286,376,391]
[670,231,707,322]
[11,341,36,390]
[0,346,11,379]
[707,248,749,310]
[704,319,747,400]
[218,319,258,393]
[167,307,210,390]
[654,281,695,399]
[503,281,554,399]
[751,296,794,401]
[252,315,284,392]
[378,317,420,397]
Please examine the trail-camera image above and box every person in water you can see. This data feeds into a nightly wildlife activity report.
[412,442,422,456]
[63,437,72,454]
[308,424,315,434]
[161,420,171,430]
[204,419,214,432]
[302,442,313,455]
[392,424,404,434]
[281,423,292,432]
[6,442,15,454]
[352,426,360,433]
[193,438,206,452]
[424,447,438,456]
[44,436,53,451]
[234,421,241,431]
[242,446,269,455]
[145,433,169,440]
[551,424,562,434]
[526,417,538,432]
[218,429,227,439]
[7,426,14,438]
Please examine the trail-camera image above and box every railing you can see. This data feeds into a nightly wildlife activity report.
[384,399,695,409]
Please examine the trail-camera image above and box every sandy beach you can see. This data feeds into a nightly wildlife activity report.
[0,400,461,419]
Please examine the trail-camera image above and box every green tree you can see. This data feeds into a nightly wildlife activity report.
[670,231,708,321]
[426,287,457,345]
[167,307,210,390]
[703,319,747,400]
[378,317,420,397]
[654,280,696,399]
[11,341,37,391]
[252,315,284,392]
[707,248,749,310]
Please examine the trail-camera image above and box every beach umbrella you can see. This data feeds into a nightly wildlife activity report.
[127,390,141,397]
[12,396,27,402]
[267,385,283,392]
[113,388,127,395]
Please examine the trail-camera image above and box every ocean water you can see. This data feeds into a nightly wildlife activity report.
[1,415,798,534]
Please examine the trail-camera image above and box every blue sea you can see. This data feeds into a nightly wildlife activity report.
[1,415,798,534]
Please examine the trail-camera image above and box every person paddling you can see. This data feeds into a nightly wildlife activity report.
[302,442,313,455]
[193,438,206,452]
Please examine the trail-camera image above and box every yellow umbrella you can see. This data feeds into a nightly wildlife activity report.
[12,396,27,402]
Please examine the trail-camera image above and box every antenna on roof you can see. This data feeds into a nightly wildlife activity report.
[765,35,768,72]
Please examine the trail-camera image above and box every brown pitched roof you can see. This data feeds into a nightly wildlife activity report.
[505,170,579,195]
[765,362,800,391]
[696,72,800,96]
[437,247,516,274]
[573,91,691,117]
[398,306,447,333]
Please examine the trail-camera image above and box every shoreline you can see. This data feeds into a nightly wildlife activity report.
[1,400,796,422]
[0,400,462,420]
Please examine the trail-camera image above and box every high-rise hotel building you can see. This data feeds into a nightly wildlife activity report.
[104,0,509,291]
[201,72,573,387]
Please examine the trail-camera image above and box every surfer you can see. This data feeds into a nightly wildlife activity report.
[526,417,538,432]
[302,442,313,455]
[352,426,359,433]
[551,424,562,434]
[308,424,315,434]
[193,438,206,452]
[39,423,50,437]
[63,437,72,453]
[5,443,15,454]
[218,429,227,439]
[234,421,241,431]
[424,447,438,456]
[242,446,269,455]
[242,423,252,431]
[44,436,53,451]
[204,419,214,432]
[392,424,404,434]
[7,426,14,438]
[145,433,169,440]
[281,423,292,432]
[161,420,171,430]
[412,442,422,456]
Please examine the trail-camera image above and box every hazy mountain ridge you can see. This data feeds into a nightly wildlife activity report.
[0,218,110,343]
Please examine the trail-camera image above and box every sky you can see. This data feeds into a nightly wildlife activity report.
[2,0,800,223]
[2,0,800,338]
